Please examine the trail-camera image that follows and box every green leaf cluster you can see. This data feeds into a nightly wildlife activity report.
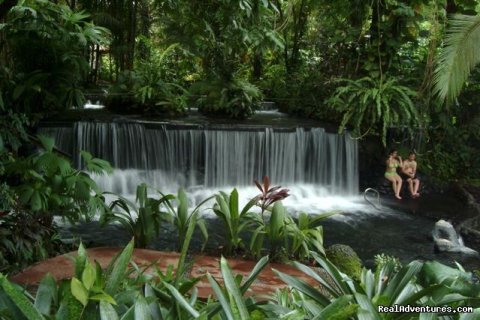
[328,75,422,146]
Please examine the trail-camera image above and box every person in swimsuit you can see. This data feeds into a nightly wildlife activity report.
[385,149,403,199]
[401,152,420,198]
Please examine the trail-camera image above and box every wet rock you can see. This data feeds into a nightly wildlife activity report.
[433,220,478,255]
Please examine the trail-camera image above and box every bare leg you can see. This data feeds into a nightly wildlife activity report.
[413,179,420,196]
[395,177,403,199]
[385,175,399,199]
[407,178,414,196]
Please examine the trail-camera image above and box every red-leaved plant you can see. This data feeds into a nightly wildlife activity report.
[254,176,289,221]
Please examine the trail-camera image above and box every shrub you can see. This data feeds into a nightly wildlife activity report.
[191,78,263,119]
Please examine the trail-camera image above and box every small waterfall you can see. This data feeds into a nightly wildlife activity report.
[39,121,359,196]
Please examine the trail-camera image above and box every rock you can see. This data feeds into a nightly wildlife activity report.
[326,244,363,279]
[432,220,478,255]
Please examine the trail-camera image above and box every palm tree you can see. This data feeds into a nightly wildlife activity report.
[433,14,480,106]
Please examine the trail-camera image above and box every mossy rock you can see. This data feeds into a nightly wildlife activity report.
[326,244,363,280]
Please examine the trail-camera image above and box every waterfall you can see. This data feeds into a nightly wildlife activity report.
[39,121,358,196]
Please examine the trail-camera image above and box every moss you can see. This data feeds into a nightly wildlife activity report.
[326,244,363,280]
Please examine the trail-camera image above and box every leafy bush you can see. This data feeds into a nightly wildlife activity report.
[3,0,110,113]
[0,134,112,273]
[246,177,334,261]
[374,253,402,272]
[101,183,175,248]
[5,136,112,224]
[0,212,69,274]
[191,78,263,119]
[3,241,480,319]
[104,68,188,116]
[274,251,480,319]
[328,75,421,145]
[212,188,257,255]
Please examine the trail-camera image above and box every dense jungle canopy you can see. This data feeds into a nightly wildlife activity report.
[1,0,480,182]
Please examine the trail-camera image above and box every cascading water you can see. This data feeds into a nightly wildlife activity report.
[40,120,480,269]
[40,121,359,203]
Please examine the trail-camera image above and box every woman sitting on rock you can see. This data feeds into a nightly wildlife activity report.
[385,149,403,200]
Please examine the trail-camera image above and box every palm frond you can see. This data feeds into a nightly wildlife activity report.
[433,14,480,106]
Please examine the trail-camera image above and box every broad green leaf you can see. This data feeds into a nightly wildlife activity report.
[100,301,119,320]
[71,277,88,306]
[90,292,117,305]
[134,295,152,320]
[105,239,134,295]
[0,274,45,320]
[35,273,57,316]
[82,263,96,291]
[220,257,249,319]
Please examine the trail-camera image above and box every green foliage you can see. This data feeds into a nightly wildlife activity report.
[105,68,188,116]
[328,75,421,146]
[274,251,480,319]
[101,184,175,249]
[105,44,190,115]
[433,14,480,106]
[213,188,257,255]
[286,211,335,260]
[3,0,110,113]
[1,239,480,319]
[5,136,111,222]
[169,188,212,251]
[203,256,269,320]
[247,177,332,261]
[0,212,68,274]
[247,201,333,261]
[325,244,363,280]
[421,108,480,181]
[192,78,263,119]
[0,134,111,273]
[159,0,280,80]
[374,253,402,273]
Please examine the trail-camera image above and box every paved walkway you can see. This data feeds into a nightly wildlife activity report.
[10,248,319,298]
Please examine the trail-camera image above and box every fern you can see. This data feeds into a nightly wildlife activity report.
[328,75,421,145]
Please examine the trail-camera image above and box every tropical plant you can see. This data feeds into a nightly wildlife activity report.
[201,256,270,320]
[274,251,480,319]
[133,59,189,115]
[374,253,402,272]
[166,188,212,252]
[101,183,175,248]
[5,136,112,225]
[433,14,480,106]
[0,219,272,319]
[253,176,290,222]
[247,176,333,260]
[192,78,264,119]
[0,212,69,274]
[212,188,257,255]
[3,0,110,113]
[328,75,421,145]
[287,212,336,260]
